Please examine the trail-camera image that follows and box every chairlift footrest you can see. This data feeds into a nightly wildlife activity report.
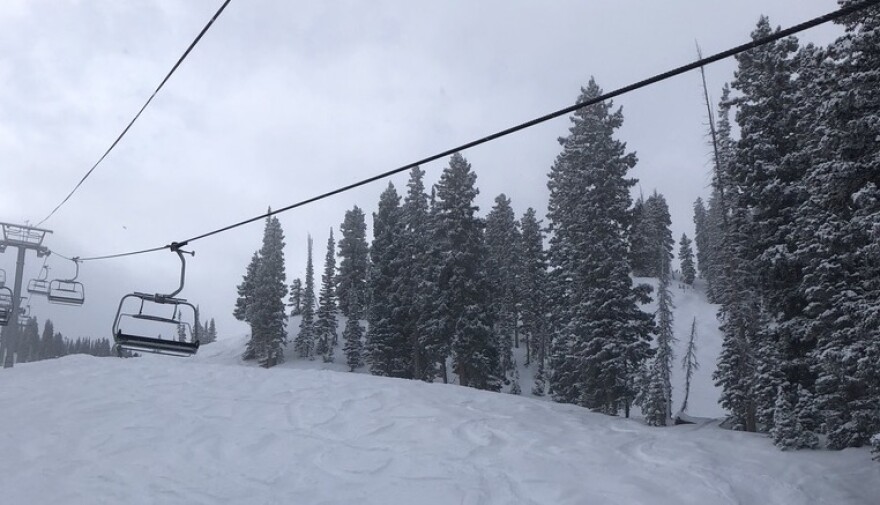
[115,332,200,357]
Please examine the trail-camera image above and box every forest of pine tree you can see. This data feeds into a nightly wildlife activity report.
[224,4,879,455]
[0,318,114,364]
[698,8,880,449]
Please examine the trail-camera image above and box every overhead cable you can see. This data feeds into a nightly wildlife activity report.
[35,0,234,227]
[64,0,880,262]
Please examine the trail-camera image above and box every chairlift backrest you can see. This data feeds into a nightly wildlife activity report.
[47,279,85,306]
[27,278,50,296]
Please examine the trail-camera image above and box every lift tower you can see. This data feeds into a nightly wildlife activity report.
[0,222,51,368]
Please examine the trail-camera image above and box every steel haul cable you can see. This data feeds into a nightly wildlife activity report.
[56,0,879,263]
[36,0,234,227]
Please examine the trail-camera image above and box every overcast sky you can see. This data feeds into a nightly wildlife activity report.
[0,0,843,342]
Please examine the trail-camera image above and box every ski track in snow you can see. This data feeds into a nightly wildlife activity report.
[1,351,878,505]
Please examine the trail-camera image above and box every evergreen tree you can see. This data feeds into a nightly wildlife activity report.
[703,189,727,302]
[713,251,761,431]
[692,197,709,280]
[336,206,370,319]
[519,208,548,368]
[17,317,39,363]
[546,78,654,415]
[202,318,217,344]
[796,1,880,449]
[679,233,696,286]
[629,194,652,276]
[532,362,547,397]
[754,335,787,431]
[288,278,304,317]
[53,332,65,358]
[401,167,431,380]
[629,192,673,277]
[236,251,261,360]
[509,364,522,395]
[703,85,736,303]
[771,385,819,450]
[294,236,317,359]
[710,85,755,431]
[245,213,289,367]
[770,385,797,449]
[484,194,521,377]
[366,183,410,378]
[39,319,55,360]
[680,317,700,414]
[342,291,365,372]
[714,15,801,434]
[433,154,501,391]
[315,230,338,362]
[641,267,676,426]
[644,191,674,277]
[235,251,260,324]
[417,187,449,382]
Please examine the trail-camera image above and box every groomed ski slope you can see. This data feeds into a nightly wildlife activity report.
[1,351,877,505]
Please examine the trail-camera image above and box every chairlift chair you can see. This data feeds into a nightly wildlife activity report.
[0,286,12,326]
[113,248,200,357]
[48,258,85,306]
[27,266,51,297]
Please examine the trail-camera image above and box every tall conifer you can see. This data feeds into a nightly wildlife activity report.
[294,236,317,359]
[433,154,501,391]
[337,207,370,319]
[547,78,653,415]
[245,213,288,367]
[315,230,338,362]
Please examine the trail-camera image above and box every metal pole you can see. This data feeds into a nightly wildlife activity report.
[3,246,26,368]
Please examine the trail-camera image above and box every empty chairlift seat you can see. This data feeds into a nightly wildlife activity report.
[27,279,50,296]
[47,258,85,306]
[27,266,51,296]
[47,280,85,305]
[112,247,201,358]
[113,292,200,357]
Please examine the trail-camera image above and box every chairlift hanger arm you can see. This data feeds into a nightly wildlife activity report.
[163,247,192,299]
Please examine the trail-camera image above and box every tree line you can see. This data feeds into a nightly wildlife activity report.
[693,7,879,453]
[233,4,880,456]
[0,318,113,362]
[234,77,687,421]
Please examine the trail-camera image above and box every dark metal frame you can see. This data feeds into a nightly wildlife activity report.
[112,248,200,357]
[27,266,51,296]
[47,259,85,306]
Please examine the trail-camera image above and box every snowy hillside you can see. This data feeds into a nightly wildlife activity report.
[635,276,726,418]
[1,351,877,505]
[210,274,726,418]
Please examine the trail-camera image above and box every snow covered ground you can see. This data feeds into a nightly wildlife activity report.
[1,348,877,504]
